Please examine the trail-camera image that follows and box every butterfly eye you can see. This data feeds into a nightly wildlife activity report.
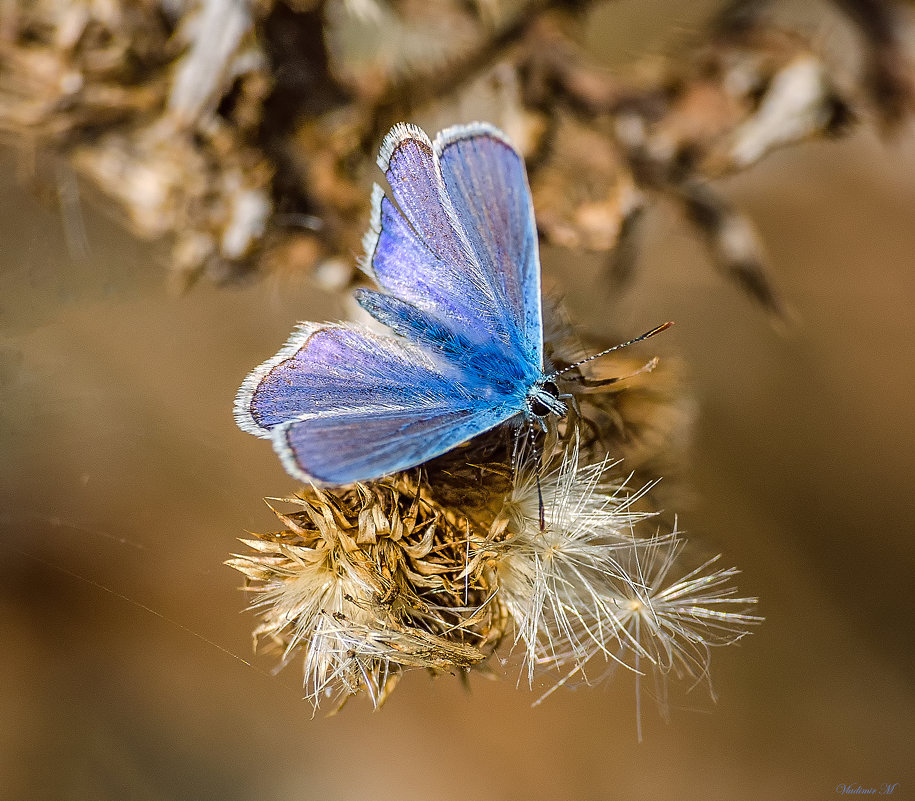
[529,380,563,418]
[528,396,551,417]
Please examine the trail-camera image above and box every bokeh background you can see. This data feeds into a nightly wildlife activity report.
[2,2,914,799]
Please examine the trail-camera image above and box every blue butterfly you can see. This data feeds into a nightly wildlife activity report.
[235,122,668,485]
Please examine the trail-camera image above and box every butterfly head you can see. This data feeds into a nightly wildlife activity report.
[527,379,567,422]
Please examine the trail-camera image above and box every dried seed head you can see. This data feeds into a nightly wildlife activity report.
[227,433,759,716]
[593,537,761,683]
[226,478,509,707]
[489,443,760,715]
[489,440,661,685]
[576,535,762,739]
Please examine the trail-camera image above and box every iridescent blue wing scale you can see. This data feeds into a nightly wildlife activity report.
[234,323,517,484]
[278,403,503,486]
[434,123,543,367]
[362,123,542,367]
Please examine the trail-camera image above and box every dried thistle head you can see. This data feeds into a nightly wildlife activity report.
[0,0,274,283]
[590,536,761,688]
[323,0,484,102]
[228,424,759,714]
[227,477,509,708]
[4,0,910,302]
[486,441,759,700]
[72,120,274,283]
[530,114,640,252]
[487,441,661,685]
[0,0,171,139]
[545,338,694,493]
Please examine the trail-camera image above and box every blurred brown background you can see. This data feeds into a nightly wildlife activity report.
[2,2,915,800]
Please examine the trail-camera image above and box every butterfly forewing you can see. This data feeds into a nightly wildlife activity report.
[365,124,541,367]
[364,131,502,346]
[435,123,543,368]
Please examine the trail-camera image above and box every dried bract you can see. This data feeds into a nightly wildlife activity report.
[227,479,508,707]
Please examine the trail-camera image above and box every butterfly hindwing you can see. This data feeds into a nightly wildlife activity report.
[278,402,506,486]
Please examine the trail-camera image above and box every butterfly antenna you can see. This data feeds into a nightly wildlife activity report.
[548,322,674,379]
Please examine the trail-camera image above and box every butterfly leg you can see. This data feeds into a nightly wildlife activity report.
[559,391,581,420]
[522,423,547,531]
